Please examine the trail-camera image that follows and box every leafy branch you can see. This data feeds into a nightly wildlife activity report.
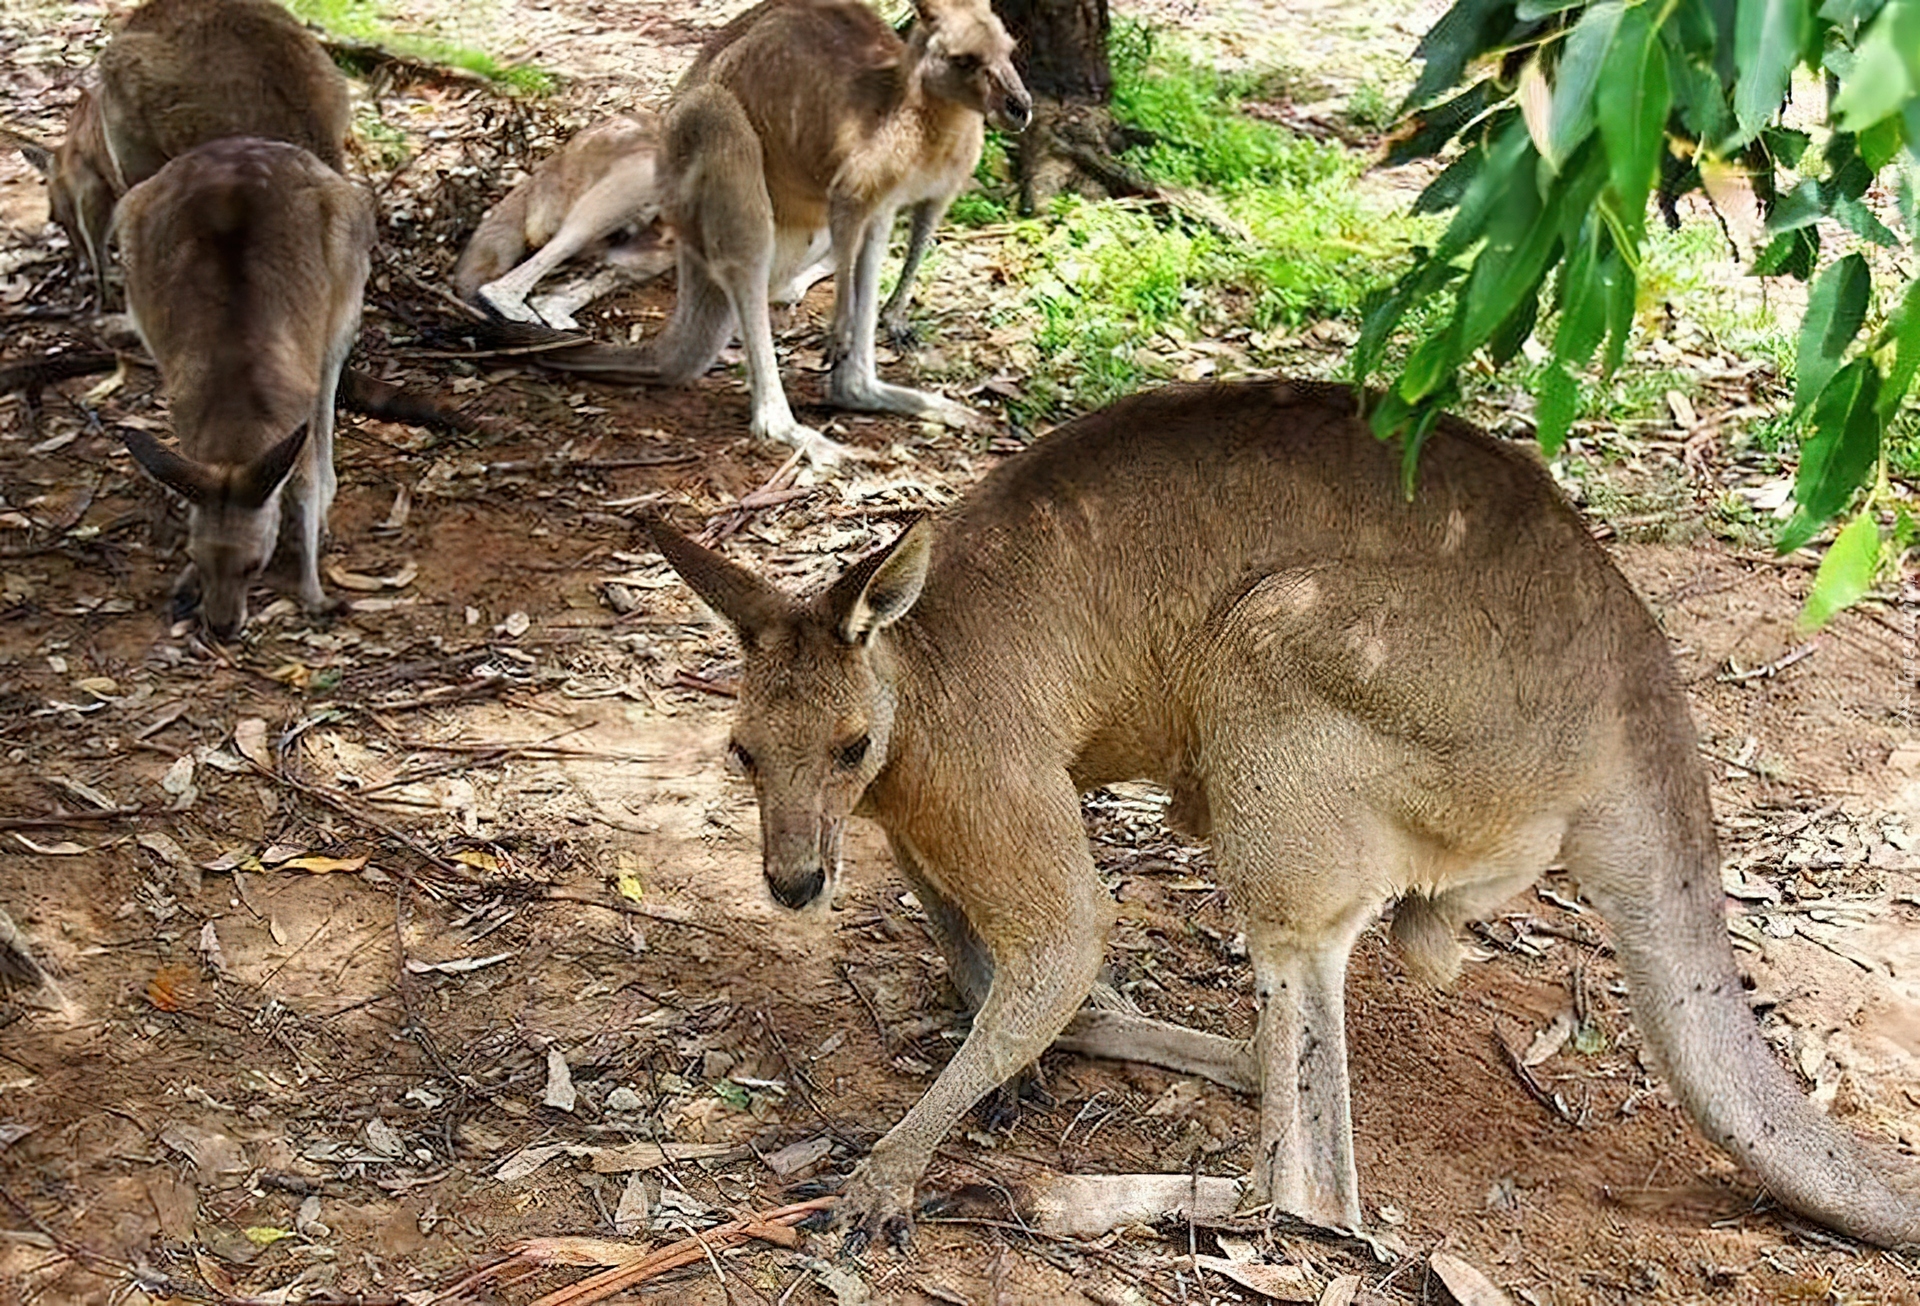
[1363,0,1920,626]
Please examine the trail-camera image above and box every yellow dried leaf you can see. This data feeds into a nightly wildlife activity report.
[616,873,645,902]
[282,855,368,874]
[454,849,501,872]
[242,1226,295,1246]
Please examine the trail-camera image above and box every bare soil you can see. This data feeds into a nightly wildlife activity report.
[2,3,1919,1304]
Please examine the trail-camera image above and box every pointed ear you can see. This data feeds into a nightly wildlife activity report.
[0,126,52,175]
[644,515,791,642]
[121,428,217,504]
[826,517,932,645]
[234,424,309,508]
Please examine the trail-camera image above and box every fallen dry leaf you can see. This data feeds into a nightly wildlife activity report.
[281,855,369,875]
[1193,1255,1314,1302]
[233,718,270,768]
[1429,1251,1514,1306]
[146,963,199,1012]
[545,1047,578,1112]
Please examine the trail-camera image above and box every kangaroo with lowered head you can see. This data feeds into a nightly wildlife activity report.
[544,0,1030,464]
[116,137,374,639]
[648,379,1920,1251]
[5,0,349,306]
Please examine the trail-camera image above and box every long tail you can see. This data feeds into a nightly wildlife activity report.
[452,318,671,384]
[338,368,482,435]
[1571,698,1920,1249]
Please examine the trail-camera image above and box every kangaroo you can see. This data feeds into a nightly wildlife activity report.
[4,91,117,303]
[647,379,1920,1252]
[543,0,1029,464]
[452,112,677,330]
[7,0,348,306]
[116,137,374,639]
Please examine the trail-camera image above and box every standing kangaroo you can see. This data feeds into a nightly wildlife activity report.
[6,0,348,305]
[648,380,1920,1252]
[554,0,1029,464]
[117,137,374,639]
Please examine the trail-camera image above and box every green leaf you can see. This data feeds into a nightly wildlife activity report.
[1517,0,1588,15]
[1668,46,1735,148]
[1414,148,1487,212]
[1798,510,1883,630]
[1753,225,1819,277]
[1537,364,1583,452]
[1595,3,1672,231]
[1829,194,1901,245]
[1387,82,1497,164]
[1794,253,1870,418]
[1733,0,1812,144]
[1781,357,1882,550]
[1489,284,1541,365]
[1832,0,1920,131]
[1763,179,1824,234]
[1859,114,1906,169]
[1879,277,1920,417]
[1546,1,1624,168]
[1410,0,1524,110]
[1600,245,1636,371]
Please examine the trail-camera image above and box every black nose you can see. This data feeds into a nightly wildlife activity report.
[1004,95,1032,130]
[768,866,826,910]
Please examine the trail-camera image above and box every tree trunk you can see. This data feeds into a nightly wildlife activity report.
[992,0,1144,211]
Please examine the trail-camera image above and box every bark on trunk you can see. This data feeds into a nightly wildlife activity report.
[992,0,1141,211]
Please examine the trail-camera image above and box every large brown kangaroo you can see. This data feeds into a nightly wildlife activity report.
[117,137,374,639]
[547,0,1029,464]
[647,380,1920,1252]
[7,0,349,305]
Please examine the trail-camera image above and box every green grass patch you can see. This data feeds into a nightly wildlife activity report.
[282,0,555,93]
[986,23,1432,417]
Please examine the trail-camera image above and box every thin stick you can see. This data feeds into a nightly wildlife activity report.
[526,1197,835,1306]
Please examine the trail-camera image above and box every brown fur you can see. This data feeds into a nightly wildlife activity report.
[649,380,1920,1251]
[452,112,676,327]
[578,0,1031,463]
[117,137,374,639]
[10,0,348,305]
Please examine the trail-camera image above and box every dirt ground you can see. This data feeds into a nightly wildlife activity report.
[3,2,1920,1304]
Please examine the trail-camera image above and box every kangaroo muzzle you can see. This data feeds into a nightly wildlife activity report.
[761,809,843,910]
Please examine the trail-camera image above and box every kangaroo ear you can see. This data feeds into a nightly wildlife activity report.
[827,517,932,645]
[644,515,792,643]
[0,126,52,175]
[121,428,218,505]
[234,424,309,508]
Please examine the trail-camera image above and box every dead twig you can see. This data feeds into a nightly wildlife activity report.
[1718,640,1817,683]
[1494,1030,1580,1127]
[0,807,150,831]
[698,446,807,546]
[430,1197,834,1306]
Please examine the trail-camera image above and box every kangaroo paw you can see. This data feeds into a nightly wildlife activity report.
[836,1157,920,1255]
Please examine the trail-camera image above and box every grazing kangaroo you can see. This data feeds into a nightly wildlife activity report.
[563,0,1030,463]
[7,0,348,305]
[452,112,677,330]
[4,92,117,303]
[117,137,374,639]
[647,380,1920,1252]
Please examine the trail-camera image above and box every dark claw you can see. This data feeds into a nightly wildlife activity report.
[788,1177,840,1202]
[797,1205,838,1233]
[882,317,920,352]
[883,1214,913,1251]
[839,1225,872,1260]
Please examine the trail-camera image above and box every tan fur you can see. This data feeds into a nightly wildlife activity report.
[13,0,348,304]
[117,137,374,639]
[618,0,1031,463]
[649,380,1920,1251]
[452,112,676,328]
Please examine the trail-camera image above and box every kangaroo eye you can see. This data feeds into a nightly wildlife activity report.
[833,735,870,770]
[953,53,982,71]
[728,741,756,774]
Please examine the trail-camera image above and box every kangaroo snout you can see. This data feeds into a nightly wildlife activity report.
[994,89,1033,132]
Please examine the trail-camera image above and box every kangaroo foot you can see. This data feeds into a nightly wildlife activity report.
[836,1153,920,1256]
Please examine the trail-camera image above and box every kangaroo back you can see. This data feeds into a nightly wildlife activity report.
[118,137,374,639]
[649,379,1920,1250]
[97,0,349,190]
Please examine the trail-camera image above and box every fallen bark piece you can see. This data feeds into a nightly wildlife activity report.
[1020,1172,1244,1238]
[1193,1253,1315,1301]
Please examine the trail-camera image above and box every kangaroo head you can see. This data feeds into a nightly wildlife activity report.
[913,0,1032,133]
[122,424,308,640]
[648,517,933,911]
